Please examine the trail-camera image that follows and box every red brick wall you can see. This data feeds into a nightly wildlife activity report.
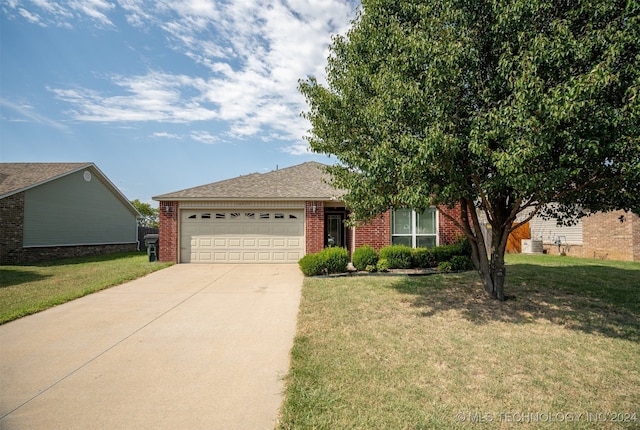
[354,211,391,251]
[159,201,179,263]
[582,210,640,261]
[350,206,465,252]
[438,204,464,245]
[0,192,25,265]
[305,201,325,255]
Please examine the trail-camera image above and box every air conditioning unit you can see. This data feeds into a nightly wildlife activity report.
[522,239,543,254]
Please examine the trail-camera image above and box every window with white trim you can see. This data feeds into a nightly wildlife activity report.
[392,208,438,248]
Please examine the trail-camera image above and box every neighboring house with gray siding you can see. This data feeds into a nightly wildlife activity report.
[0,163,140,265]
[529,209,640,261]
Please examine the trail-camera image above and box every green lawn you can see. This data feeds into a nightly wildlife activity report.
[277,254,640,429]
[0,252,172,324]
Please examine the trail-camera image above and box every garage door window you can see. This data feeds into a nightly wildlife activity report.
[184,211,302,222]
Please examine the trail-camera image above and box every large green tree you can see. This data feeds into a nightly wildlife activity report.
[300,0,640,300]
[131,199,159,228]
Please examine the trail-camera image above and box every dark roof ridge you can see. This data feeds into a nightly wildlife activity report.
[153,161,341,201]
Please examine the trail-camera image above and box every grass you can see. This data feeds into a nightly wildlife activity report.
[0,252,173,324]
[277,254,640,429]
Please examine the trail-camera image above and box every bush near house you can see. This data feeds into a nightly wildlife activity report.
[450,255,474,271]
[411,248,437,268]
[379,245,413,269]
[352,245,379,271]
[430,237,472,264]
[368,237,473,271]
[299,247,350,276]
[299,239,474,276]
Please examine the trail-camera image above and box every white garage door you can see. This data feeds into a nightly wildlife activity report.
[180,209,305,263]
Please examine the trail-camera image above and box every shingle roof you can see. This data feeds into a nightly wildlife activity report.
[153,161,345,201]
[0,162,139,216]
[0,162,92,197]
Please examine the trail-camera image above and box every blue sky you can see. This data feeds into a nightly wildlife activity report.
[1,0,358,205]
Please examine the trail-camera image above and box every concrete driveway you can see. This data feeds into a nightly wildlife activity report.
[0,264,302,430]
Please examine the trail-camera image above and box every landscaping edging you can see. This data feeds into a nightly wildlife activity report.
[311,268,474,278]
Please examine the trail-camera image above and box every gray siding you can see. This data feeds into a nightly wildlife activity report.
[530,216,583,245]
[23,169,137,247]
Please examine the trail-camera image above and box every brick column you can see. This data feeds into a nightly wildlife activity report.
[305,201,325,255]
[0,192,25,265]
[159,201,179,263]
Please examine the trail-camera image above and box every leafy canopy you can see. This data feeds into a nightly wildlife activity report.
[130,199,159,228]
[300,0,640,223]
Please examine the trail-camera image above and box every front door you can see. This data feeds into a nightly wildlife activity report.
[325,212,346,248]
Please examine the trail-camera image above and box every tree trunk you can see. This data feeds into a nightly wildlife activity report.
[461,199,510,301]
[455,198,512,301]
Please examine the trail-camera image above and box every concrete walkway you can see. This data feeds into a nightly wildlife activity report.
[0,264,302,430]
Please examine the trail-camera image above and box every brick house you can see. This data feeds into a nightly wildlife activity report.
[153,162,465,263]
[0,163,140,265]
[526,209,640,261]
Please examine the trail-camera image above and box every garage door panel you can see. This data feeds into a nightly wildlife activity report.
[256,252,271,262]
[243,238,257,247]
[287,238,301,247]
[182,209,304,263]
[198,238,212,247]
[197,252,213,262]
[287,251,302,260]
[228,252,242,262]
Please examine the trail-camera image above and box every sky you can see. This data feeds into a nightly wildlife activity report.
[0,0,359,205]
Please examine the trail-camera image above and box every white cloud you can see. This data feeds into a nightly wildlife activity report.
[17,7,44,25]
[50,72,219,122]
[152,131,182,139]
[69,0,115,26]
[281,142,312,156]
[190,130,219,144]
[7,0,115,27]
[31,0,358,149]
[0,98,69,131]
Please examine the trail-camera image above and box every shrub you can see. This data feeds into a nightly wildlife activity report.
[352,245,379,271]
[411,248,437,268]
[298,253,324,276]
[454,236,473,257]
[379,245,412,269]
[376,258,390,272]
[450,255,474,271]
[365,264,377,273]
[322,247,350,274]
[438,261,452,272]
[434,244,458,263]
[298,247,350,276]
